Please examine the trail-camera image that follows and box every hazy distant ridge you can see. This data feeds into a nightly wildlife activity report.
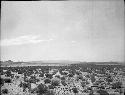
[1,60,123,67]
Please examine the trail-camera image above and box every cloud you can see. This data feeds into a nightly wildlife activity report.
[71,41,77,43]
[1,35,53,46]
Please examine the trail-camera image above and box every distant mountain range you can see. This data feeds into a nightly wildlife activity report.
[29,60,81,64]
[0,60,124,67]
[0,60,80,67]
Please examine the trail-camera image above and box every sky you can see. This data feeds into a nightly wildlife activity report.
[1,0,124,62]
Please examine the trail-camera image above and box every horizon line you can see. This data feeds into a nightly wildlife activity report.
[0,60,124,63]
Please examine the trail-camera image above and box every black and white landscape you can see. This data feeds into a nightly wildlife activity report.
[1,0,125,95]
[1,61,125,95]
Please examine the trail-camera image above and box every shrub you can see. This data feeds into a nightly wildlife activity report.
[48,85,55,89]
[77,75,83,80]
[106,75,113,83]
[45,73,53,79]
[61,72,68,75]
[4,78,12,83]
[61,80,67,86]
[68,73,74,77]
[87,87,92,90]
[36,83,48,95]
[39,73,44,77]
[72,87,78,95]
[5,70,11,77]
[81,81,86,88]
[51,79,60,87]
[44,78,51,84]
[83,89,89,93]
[18,71,23,74]
[76,71,81,75]
[19,82,30,92]
[0,78,4,86]
[29,78,37,83]
[45,90,55,95]
[2,89,8,94]
[60,76,65,80]
[90,75,96,83]
[111,81,122,89]
[55,75,60,79]
[97,90,109,95]
[19,82,23,87]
